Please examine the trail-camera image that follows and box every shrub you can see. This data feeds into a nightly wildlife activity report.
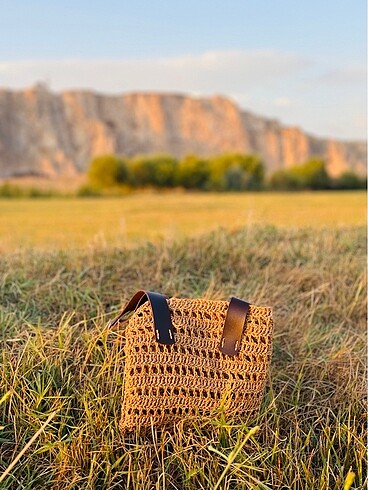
[0,183,24,198]
[0,183,56,198]
[77,185,102,197]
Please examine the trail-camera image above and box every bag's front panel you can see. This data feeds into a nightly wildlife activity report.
[120,298,273,431]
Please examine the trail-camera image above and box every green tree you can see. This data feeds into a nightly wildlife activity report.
[87,155,128,188]
[175,155,210,189]
[270,159,331,190]
[127,155,177,188]
[269,169,297,190]
[128,156,156,187]
[290,158,330,190]
[208,154,264,191]
[334,171,366,190]
[150,155,178,187]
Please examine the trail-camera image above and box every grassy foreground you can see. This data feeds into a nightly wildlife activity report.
[0,225,366,489]
[0,191,365,251]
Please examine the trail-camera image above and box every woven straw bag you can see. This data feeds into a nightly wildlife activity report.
[110,290,273,431]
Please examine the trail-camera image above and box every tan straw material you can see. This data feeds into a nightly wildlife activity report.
[119,296,273,431]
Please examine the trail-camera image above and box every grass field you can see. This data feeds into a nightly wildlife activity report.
[0,191,365,251]
[0,191,366,488]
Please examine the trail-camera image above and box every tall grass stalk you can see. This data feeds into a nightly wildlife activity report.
[0,226,366,488]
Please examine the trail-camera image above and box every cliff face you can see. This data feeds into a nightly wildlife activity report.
[0,85,366,178]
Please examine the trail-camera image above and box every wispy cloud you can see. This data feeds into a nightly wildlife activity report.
[317,64,367,85]
[0,50,365,139]
[273,97,294,108]
[0,50,308,93]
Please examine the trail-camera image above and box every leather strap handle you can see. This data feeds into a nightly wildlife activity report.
[108,290,175,345]
[219,297,250,356]
[109,290,249,355]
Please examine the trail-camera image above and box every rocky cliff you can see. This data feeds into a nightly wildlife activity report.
[0,84,366,179]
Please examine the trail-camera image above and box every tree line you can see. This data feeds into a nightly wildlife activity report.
[85,153,366,192]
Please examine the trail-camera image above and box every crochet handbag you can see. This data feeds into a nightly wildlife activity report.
[110,290,273,431]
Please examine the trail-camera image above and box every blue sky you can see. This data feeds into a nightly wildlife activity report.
[1,0,366,139]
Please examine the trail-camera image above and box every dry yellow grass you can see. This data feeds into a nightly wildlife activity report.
[0,191,365,251]
[0,226,366,489]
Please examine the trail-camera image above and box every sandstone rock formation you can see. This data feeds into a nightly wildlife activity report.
[0,84,366,179]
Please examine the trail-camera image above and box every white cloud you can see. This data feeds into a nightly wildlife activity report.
[273,97,293,107]
[0,50,365,140]
[0,50,308,93]
[318,64,367,85]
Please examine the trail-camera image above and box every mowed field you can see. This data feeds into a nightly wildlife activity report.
[0,191,365,251]
[0,191,366,489]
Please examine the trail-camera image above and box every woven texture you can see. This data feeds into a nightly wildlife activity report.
[120,297,273,431]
